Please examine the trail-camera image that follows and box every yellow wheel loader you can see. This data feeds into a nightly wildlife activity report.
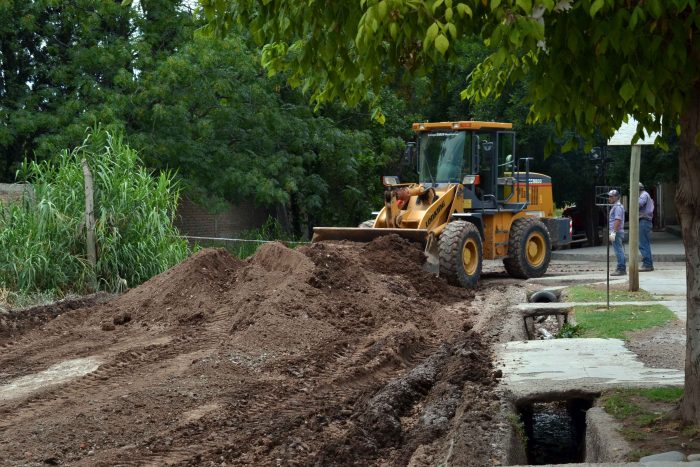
[313,121,572,288]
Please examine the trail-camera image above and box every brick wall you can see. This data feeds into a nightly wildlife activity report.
[0,183,32,206]
[173,197,273,238]
[1,185,272,239]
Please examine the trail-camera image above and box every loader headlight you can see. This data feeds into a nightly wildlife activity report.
[462,174,480,185]
[382,175,400,186]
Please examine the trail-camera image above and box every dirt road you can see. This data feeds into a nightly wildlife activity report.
[0,237,528,466]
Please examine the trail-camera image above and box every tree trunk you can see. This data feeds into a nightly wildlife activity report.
[678,82,700,424]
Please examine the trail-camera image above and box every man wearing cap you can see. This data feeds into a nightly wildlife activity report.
[639,182,655,271]
[608,189,626,276]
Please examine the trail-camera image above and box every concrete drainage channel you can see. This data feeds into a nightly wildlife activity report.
[514,397,595,464]
[523,288,571,340]
[506,394,634,465]
[501,289,628,465]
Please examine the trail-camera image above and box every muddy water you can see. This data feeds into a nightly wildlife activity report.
[525,400,589,464]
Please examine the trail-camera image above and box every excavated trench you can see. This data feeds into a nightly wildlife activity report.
[516,398,594,465]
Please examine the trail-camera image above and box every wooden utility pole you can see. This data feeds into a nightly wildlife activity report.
[82,159,97,291]
[608,116,658,292]
[628,146,641,291]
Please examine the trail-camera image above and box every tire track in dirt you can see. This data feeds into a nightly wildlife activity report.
[0,335,189,429]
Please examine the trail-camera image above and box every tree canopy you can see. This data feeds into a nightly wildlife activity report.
[203,0,698,144]
[0,0,194,179]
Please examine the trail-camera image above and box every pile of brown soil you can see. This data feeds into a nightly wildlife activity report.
[0,236,501,466]
[0,293,113,346]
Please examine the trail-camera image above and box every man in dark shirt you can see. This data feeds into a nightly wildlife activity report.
[638,182,655,272]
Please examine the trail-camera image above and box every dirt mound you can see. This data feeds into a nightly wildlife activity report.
[360,233,426,274]
[251,241,314,274]
[0,293,113,345]
[100,247,243,326]
[0,237,503,466]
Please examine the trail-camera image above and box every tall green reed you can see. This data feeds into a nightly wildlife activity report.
[0,129,189,294]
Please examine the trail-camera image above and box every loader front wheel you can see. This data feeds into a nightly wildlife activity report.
[359,220,375,228]
[438,221,482,288]
[503,218,551,279]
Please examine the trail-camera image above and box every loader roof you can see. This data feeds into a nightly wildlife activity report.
[412,121,513,132]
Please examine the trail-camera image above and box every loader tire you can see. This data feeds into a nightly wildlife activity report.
[503,218,551,279]
[359,220,375,228]
[438,221,482,288]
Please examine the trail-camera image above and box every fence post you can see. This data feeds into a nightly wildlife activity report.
[82,159,97,290]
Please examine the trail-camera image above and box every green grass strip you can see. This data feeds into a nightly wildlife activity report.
[603,387,684,420]
[566,284,657,302]
[574,304,676,339]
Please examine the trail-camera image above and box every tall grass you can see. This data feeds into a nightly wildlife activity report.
[0,129,189,294]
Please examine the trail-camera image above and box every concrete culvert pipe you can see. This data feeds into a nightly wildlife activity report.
[529,290,558,303]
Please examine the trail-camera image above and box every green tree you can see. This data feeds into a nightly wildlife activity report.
[0,0,131,178]
[124,32,401,234]
[204,0,700,423]
[1,1,404,233]
[0,0,193,180]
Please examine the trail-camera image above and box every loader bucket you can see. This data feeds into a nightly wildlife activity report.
[312,227,430,244]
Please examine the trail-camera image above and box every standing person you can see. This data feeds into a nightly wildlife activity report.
[608,189,626,276]
[638,182,655,271]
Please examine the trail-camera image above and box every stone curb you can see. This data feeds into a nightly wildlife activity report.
[585,407,632,463]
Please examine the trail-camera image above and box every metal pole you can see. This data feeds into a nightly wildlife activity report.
[606,205,610,309]
[603,148,610,309]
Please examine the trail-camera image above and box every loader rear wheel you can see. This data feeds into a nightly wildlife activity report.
[503,218,551,279]
[359,220,375,228]
[438,221,482,288]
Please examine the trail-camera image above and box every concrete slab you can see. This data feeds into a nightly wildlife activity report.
[518,464,700,467]
[510,464,637,466]
[532,270,687,297]
[638,266,687,298]
[0,357,101,402]
[586,407,632,463]
[497,338,683,400]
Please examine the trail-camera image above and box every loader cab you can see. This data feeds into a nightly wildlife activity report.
[417,130,472,185]
[413,121,516,211]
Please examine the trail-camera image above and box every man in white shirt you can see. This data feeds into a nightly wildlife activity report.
[608,189,626,276]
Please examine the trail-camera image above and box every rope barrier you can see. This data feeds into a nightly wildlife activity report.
[183,236,310,245]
